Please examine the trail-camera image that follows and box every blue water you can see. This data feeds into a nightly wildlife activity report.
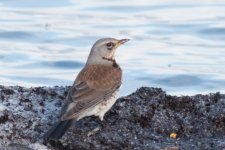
[0,0,225,96]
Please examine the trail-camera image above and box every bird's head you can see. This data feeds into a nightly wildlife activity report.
[87,38,130,65]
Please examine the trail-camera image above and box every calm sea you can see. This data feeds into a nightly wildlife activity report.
[0,0,225,96]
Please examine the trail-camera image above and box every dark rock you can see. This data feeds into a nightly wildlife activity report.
[0,111,8,124]
[1,89,14,95]
[7,143,33,150]
[0,85,225,150]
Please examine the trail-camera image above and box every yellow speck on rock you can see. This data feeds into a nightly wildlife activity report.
[170,132,177,139]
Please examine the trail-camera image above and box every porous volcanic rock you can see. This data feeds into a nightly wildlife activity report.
[0,85,225,150]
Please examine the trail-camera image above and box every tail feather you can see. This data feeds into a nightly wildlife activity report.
[44,120,74,141]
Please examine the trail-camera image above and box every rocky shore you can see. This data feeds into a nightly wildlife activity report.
[0,85,225,150]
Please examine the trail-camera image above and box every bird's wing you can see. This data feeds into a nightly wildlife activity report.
[60,65,122,121]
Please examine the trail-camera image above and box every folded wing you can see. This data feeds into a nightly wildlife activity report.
[60,65,122,121]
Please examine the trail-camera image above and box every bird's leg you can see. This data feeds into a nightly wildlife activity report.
[99,115,104,121]
[97,115,110,130]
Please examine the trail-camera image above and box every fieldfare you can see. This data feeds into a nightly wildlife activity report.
[44,38,129,140]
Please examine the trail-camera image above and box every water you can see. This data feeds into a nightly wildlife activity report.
[0,0,225,96]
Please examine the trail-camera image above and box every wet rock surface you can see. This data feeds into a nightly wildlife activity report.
[0,85,225,150]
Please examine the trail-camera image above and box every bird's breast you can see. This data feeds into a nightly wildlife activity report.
[91,89,119,120]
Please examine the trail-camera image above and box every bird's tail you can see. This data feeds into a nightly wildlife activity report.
[43,120,74,141]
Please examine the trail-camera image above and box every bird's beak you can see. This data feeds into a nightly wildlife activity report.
[117,39,130,46]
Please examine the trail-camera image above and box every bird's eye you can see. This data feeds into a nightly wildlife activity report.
[106,42,114,49]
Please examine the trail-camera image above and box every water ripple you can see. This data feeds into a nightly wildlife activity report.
[0,0,225,95]
[13,60,84,69]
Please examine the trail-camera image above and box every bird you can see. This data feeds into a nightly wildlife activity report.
[44,38,130,141]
